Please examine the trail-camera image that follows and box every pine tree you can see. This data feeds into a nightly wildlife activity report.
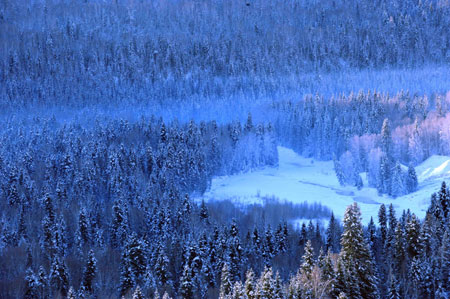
[77,207,90,248]
[126,234,147,283]
[355,172,363,190]
[179,264,194,299]
[259,267,274,298]
[162,292,172,299]
[387,272,400,299]
[82,249,97,293]
[387,204,398,247]
[405,214,421,259]
[378,204,387,251]
[405,164,418,193]
[393,222,406,276]
[334,259,347,297]
[438,181,450,219]
[321,250,337,298]
[219,263,232,299]
[119,264,134,297]
[408,119,423,165]
[334,158,346,186]
[37,266,48,299]
[275,222,287,253]
[408,256,422,298]
[111,199,129,248]
[228,221,242,281]
[23,268,39,299]
[379,154,392,195]
[273,271,283,299]
[326,212,340,253]
[245,112,253,132]
[301,240,315,278]
[381,118,392,161]
[132,286,145,299]
[244,269,257,299]
[49,256,70,297]
[391,162,405,198]
[340,203,378,299]
[199,200,209,223]
[67,287,76,299]
[435,283,448,299]
[440,229,450,291]
[231,281,245,299]
[78,285,87,299]
[366,217,376,253]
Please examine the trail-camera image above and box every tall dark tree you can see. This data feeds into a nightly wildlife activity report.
[49,256,70,297]
[340,203,378,299]
[81,249,97,294]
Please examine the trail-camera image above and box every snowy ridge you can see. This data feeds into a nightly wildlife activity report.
[203,147,450,224]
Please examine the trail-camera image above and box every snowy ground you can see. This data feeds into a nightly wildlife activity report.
[202,147,450,225]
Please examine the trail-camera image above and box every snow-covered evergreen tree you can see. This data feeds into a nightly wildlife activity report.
[82,249,97,294]
[340,203,378,299]
[219,263,232,299]
[405,164,418,193]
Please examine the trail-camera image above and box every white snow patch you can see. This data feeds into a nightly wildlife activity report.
[416,155,450,182]
[202,147,450,225]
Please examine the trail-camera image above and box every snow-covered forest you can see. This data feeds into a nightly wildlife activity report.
[0,0,450,298]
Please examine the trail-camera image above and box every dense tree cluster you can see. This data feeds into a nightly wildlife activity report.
[216,184,450,299]
[0,0,448,111]
[273,91,450,196]
[0,0,449,298]
[0,115,279,297]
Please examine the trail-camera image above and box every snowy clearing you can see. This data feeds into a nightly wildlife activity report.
[202,147,450,224]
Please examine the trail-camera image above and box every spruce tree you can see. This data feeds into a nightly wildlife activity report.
[179,265,194,299]
[81,249,97,293]
[154,245,171,287]
[67,287,76,299]
[259,267,274,298]
[405,164,418,193]
[37,266,48,298]
[321,250,337,298]
[440,229,450,291]
[77,207,90,249]
[228,221,242,281]
[405,214,421,259]
[381,118,392,161]
[273,271,283,299]
[326,212,340,253]
[231,281,245,299]
[340,203,378,299]
[49,256,70,297]
[244,269,257,299]
[301,240,314,278]
[379,154,392,195]
[132,286,145,299]
[378,204,387,251]
[391,162,405,198]
[387,272,400,299]
[23,268,39,299]
[334,158,346,186]
[119,264,134,297]
[126,234,147,283]
[438,181,450,219]
[219,263,232,299]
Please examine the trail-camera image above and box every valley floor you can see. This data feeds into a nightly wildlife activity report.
[202,147,450,225]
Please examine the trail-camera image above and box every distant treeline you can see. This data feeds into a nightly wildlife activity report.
[206,197,331,229]
[0,0,449,110]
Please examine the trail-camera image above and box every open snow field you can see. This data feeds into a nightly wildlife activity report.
[202,147,450,225]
